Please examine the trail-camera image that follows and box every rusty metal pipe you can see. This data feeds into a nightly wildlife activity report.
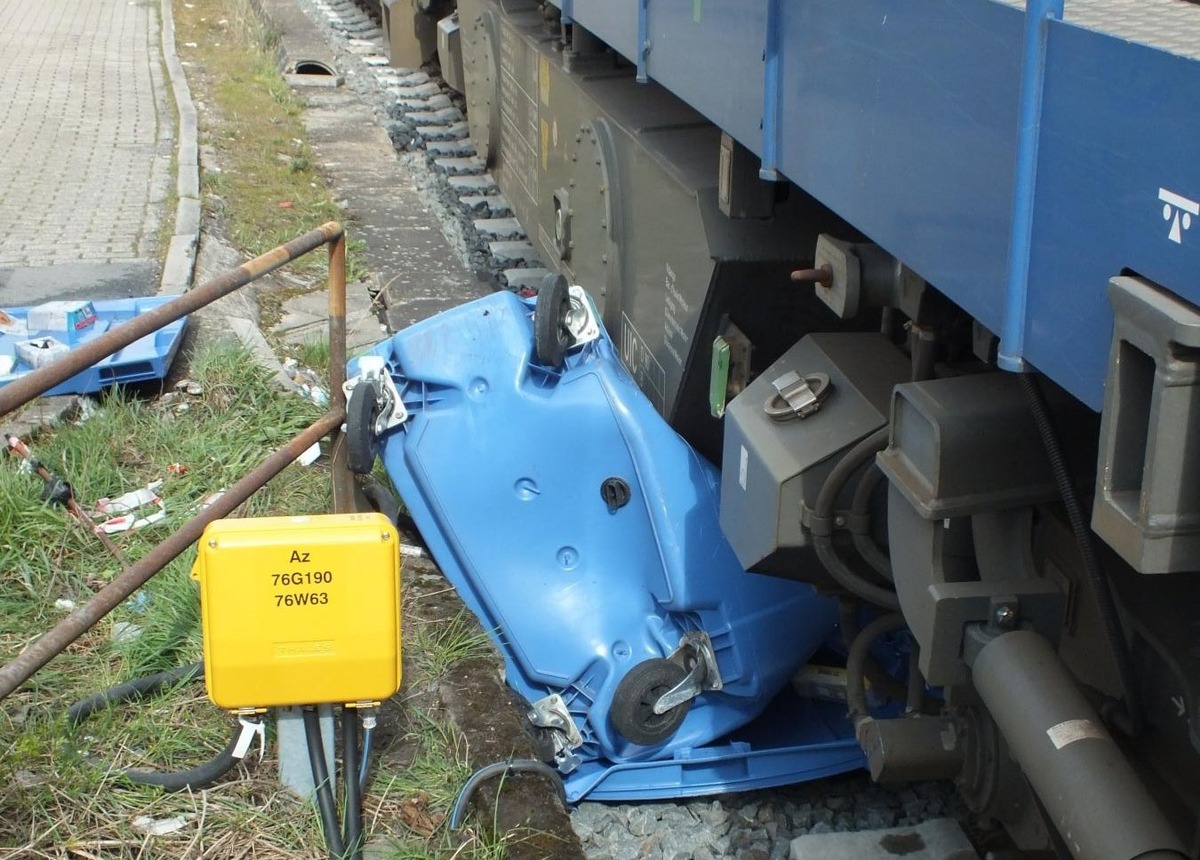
[326,233,353,513]
[0,222,345,421]
[0,409,344,702]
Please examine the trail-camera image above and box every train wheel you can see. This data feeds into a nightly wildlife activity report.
[611,658,691,746]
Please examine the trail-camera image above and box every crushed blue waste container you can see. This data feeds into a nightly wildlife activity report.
[352,289,866,800]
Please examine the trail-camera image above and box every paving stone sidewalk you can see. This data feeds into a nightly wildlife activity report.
[0,0,174,300]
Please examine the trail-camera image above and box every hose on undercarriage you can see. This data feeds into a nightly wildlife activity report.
[812,427,900,611]
[1020,372,1140,736]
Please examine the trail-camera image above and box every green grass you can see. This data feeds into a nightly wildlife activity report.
[410,610,497,682]
[179,0,365,280]
[0,341,331,857]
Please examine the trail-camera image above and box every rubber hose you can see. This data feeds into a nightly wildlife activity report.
[449,759,568,830]
[66,662,243,791]
[850,463,894,581]
[358,723,374,796]
[341,711,363,860]
[837,598,907,704]
[813,427,900,609]
[1019,373,1141,734]
[360,480,420,539]
[304,708,346,859]
[846,613,908,721]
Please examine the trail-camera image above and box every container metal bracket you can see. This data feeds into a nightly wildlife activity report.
[653,631,723,714]
[343,355,408,435]
[528,693,583,773]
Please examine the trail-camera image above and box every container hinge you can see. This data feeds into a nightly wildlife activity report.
[527,693,583,774]
[653,631,724,714]
[763,370,831,421]
[343,355,408,434]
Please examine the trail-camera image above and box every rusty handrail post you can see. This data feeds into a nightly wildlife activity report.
[0,410,345,702]
[327,230,354,514]
[0,222,346,421]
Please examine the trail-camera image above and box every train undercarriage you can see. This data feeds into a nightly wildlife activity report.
[364,1,1200,856]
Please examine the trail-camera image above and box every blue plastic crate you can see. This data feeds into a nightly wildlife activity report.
[354,290,869,801]
[0,297,188,397]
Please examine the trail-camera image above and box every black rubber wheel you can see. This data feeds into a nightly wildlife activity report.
[535,273,573,368]
[346,382,380,475]
[610,659,691,746]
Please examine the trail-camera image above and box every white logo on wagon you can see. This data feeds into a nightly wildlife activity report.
[1159,187,1198,244]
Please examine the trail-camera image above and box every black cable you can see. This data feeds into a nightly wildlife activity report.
[341,710,363,860]
[836,598,907,704]
[850,463,894,582]
[1020,372,1141,734]
[304,708,346,859]
[360,479,419,537]
[846,613,908,722]
[812,427,900,610]
[66,662,244,791]
[449,759,567,830]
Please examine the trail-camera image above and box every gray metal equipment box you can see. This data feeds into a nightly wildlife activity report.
[720,333,909,573]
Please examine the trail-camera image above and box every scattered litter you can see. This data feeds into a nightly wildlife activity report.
[278,200,294,209]
[14,337,69,369]
[110,621,142,644]
[54,599,77,612]
[286,364,329,406]
[0,308,28,336]
[167,463,188,475]
[175,378,204,396]
[0,298,188,397]
[198,489,227,511]
[131,814,195,837]
[8,702,32,727]
[93,481,166,533]
[399,544,426,559]
[27,300,97,343]
[296,442,321,466]
[126,591,151,614]
[14,770,45,789]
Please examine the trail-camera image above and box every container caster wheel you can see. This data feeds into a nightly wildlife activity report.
[535,273,573,368]
[346,382,380,475]
[611,658,692,746]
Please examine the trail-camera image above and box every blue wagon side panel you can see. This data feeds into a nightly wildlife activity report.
[776,0,1022,341]
[645,0,769,152]
[1024,23,1200,407]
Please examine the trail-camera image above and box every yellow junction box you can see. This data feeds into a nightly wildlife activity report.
[191,513,401,711]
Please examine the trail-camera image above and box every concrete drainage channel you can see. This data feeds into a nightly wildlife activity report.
[253,1,986,858]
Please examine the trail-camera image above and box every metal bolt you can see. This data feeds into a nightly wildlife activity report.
[382,531,391,541]
[834,515,846,528]
[993,605,1016,627]
[208,539,217,548]
[790,265,833,287]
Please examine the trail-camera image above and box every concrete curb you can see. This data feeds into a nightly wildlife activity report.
[159,0,202,296]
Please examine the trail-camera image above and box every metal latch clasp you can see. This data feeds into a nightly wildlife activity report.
[764,370,832,421]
